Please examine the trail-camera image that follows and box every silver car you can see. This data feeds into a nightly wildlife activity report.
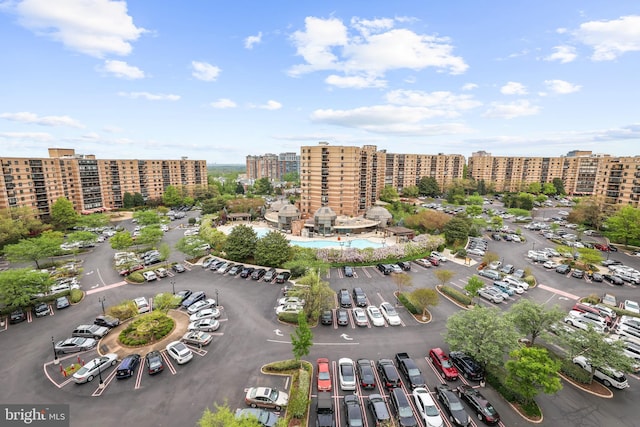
[72,353,118,384]
[478,287,504,304]
[55,337,97,354]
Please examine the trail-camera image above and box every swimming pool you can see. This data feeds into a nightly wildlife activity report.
[232,226,383,249]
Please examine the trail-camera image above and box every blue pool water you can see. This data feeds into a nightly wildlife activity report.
[248,227,382,249]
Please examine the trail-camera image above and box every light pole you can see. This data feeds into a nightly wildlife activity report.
[215,288,219,306]
[532,242,535,251]
[171,279,175,295]
[98,296,106,314]
[51,336,59,365]
[98,362,104,389]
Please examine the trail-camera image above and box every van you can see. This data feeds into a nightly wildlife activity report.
[134,297,150,313]
[116,354,141,379]
[573,356,629,389]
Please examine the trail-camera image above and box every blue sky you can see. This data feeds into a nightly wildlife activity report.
[1,1,640,164]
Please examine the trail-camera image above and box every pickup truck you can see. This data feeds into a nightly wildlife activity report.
[395,352,426,389]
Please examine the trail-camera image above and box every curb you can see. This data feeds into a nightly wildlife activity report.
[558,372,613,398]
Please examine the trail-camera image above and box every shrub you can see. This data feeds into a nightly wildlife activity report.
[486,367,541,417]
[560,359,592,384]
[107,300,137,321]
[69,289,83,304]
[440,285,472,306]
[523,275,535,287]
[128,271,145,283]
[118,311,175,346]
[397,293,419,315]
[288,368,310,418]
[581,294,600,305]
[455,248,467,258]
[263,359,302,372]
[277,311,300,324]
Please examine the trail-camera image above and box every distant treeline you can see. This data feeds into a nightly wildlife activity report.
[207,164,245,176]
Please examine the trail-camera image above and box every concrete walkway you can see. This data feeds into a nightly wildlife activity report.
[97,309,190,359]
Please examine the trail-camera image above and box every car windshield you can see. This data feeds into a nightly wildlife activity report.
[425,404,439,416]
[398,405,413,418]
[449,399,464,411]
[408,368,421,377]
[441,359,452,368]
[342,365,354,379]
[269,389,279,401]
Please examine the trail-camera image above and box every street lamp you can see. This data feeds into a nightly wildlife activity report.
[215,288,219,306]
[171,279,176,295]
[98,296,106,315]
[98,363,104,389]
[51,336,59,365]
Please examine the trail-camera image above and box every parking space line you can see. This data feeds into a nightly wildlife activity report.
[86,281,127,295]
[134,359,145,389]
[161,352,177,375]
[536,284,580,300]
[91,369,118,397]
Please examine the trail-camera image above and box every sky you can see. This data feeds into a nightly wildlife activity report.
[1,1,640,165]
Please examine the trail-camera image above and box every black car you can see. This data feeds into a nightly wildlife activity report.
[320,310,333,326]
[315,392,335,427]
[175,289,193,303]
[263,268,277,282]
[397,261,412,271]
[449,351,484,381]
[172,263,186,273]
[356,358,376,389]
[116,353,141,379]
[9,308,26,324]
[275,271,291,284]
[435,385,470,426]
[336,309,349,326]
[239,267,255,278]
[456,384,500,425]
[603,274,624,285]
[389,387,418,427]
[343,395,364,427]
[376,263,393,275]
[338,289,352,308]
[94,315,120,328]
[352,288,367,307]
[367,394,391,426]
[555,264,571,274]
[145,350,164,375]
[251,268,266,280]
[376,359,401,389]
[32,302,50,318]
[181,291,206,308]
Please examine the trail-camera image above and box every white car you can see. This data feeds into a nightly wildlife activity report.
[543,260,559,269]
[379,302,401,326]
[184,228,199,236]
[366,306,385,327]
[466,248,485,257]
[430,251,447,262]
[503,276,529,290]
[166,341,193,364]
[413,387,444,427]
[188,318,220,332]
[277,296,305,306]
[186,298,217,315]
[275,304,302,315]
[142,271,157,282]
[72,353,118,384]
[189,308,220,322]
[353,308,368,327]
[338,357,356,391]
[624,300,640,314]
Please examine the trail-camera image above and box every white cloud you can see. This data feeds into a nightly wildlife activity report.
[102,59,144,79]
[385,89,482,113]
[500,82,528,95]
[244,32,262,49]
[545,45,577,63]
[191,61,221,81]
[118,92,180,101]
[0,111,84,128]
[574,15,640,61]
[483,100,540,119]
[325,74,386,89]
[289,16,467,78]
[12,0,146,58]
[0,131,53,141]
[210,99,237,109]
[102,126,124,133]
[461,83,478,91]
[257,100,282,110]
[544,79,582,94]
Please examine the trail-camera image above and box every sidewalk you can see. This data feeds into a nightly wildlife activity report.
[97,309,190,359]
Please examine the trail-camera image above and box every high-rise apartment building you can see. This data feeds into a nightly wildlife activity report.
[0,148,208,217]
[246,152,300,181]
[384,152,465,193]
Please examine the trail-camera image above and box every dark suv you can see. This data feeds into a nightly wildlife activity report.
[397,261,412,271]
[315,392,335,427]
[32,302,50,318]
[352,288,367,307]
[376,359,401,389]
[338,289,352,308]
[390,387,418,427]
[449,351,484,381]
[376,264,393,275]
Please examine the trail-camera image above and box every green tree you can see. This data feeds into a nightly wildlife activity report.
[153,292,181,313]
[0,268,52,309]
[253,178,273,195]
[283,171,299,184]
[223,224,258,262]
[133,192,145,206]
[542,182,556,195]
[66,230,97,247]
[110,231,134,251]
[445,306,518,370]
[76,213,109,229]
[605,205,640,247]
[159,243,171,267]
[410,288,439,320]
[576,247,603,270]
[201,197,228,215]
[3,231,64,268]
[293,268,334,321]
[527,182,542,194]
[133,210,161,226]
[176,236,208,258]
[123,192,135,208]
[465,205,482,217]
[505,347,562,404]
[434,269,455,287]
[507,299,564,346]
[50,197,79,230]
[466,194,484,206]
[135,226,164,248]
[418,176,440,197]
[235,182,245,195]
[552,178,565,195]
[443,216,470,246]
[392,272,413,298]
[0,206,47,247]
[402,185,420,198]
[291,311,313,361]
[380,185,399,202]
[490,215,503,230]
[254,231,292,267]
[162,185,182,207]
[464,276,484,303]
[445,182,465,204]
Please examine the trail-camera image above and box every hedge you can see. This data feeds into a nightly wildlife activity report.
[397,293,419,315]
[277,311,300,324]
[69,289,83,303]
[559,359,592,384]
[128,271,145,283]
[485,367,541,417]
[288,368,310,418]
[440,285,472,306]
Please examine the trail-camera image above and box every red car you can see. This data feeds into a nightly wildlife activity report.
[427,256,440,266]
[429,347,458,381]
[119,264,144,276]
[317,358,332,391]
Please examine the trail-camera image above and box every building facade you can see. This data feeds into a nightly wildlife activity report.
[246,152,300,181]
[0,148,208,216]
[384,152,465,193]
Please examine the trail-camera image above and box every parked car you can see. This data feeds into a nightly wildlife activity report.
[72,324,110,340]
[336,309,349,326]
[235,408,279,427]
[228,264,244,276]
[338,357,356,391]
[165,341,193,364]
[379,302,401,326]
[189,308,221,322]
[478,287,504,304]
[155,267,169,278]
[449,351,484,381]
[344,266,354,277]
[251,268,267,280]
[413,387,443,427]
[603,274,624,285]
[275,271,291,283]
[367,394,392,425]
[478,269,500,280]
[366,305,385,327]
[182,291,206,308]
[172,263,186,273]
[356,358,376,389]
[320,310,333,326]
[376,358,401,389]
[94,315,119,328]
[573,356,629,389]
[389,387,418,427]
[338,288,352,308]
[435,385,470,427]
[244,387,288,410]
[145,350,164,375]
[32,302,50,318]
[376,263,394,275]
[72,353,118,384]
[188,318,220,332]
[555,264,571,274]
[624,300,640,314]
[181,330,213,346]
[186,298,217,315]
[116,353,141,379]
[353,308,368,327]
[343,394,364,427]
[55,337,97,354]
[278,296,305,306]
[316,358,332,392]
[56,296,70,310]
[263,268,277,282]
[352,287,367,307]
[429,348,459,381]
[456,384,500,424]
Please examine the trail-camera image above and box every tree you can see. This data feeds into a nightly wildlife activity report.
[0,268,52,309]
[159,243,171,267]
[0,206,46,247]
[435,269,454,287]
[527,182,542,194]
[201,197,228,215]
[410,288,439,320]
[253,178,273,195]
[123,192,135,208]
[464,276,484,303]
[504,347,562,404]
[507,299,564,346]
[133,210,161,226]
[162,185,182,207]
[66,230,97,247]
[542,182,556,195]
[176,236,208,258]
[466,194,484,206]
[133,192,145,206]
[153,293,181,313]
[291,311,313,362]
[404,210,451,234]
[223,224,258,262]
[418,176,440,197]
[380,185,399,202]
[50,197,79,230]
[392,272,413,298]
[135,226,164,248]
[443,216,471,246]
[402,185,419,198]
[292,268,334,321]
[465,205,482,217]
[3,231,64,269]
[110,231,134,251]
[445,306,518,370]
[576,248,603,270]
[254,231,292,267]
[605,205,640,247]
[490,215,503,231]
[552,178,565,195]
[283,171,300,184]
